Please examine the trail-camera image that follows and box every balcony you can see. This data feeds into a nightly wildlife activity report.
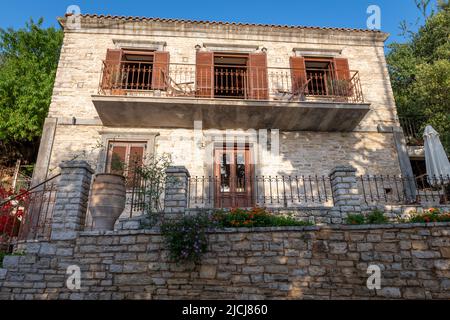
[399,115,450,159]
[92,61,370,131]
[399,116,426,147]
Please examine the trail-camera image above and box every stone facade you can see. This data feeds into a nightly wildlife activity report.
[1,223,450,300]
[34,14,403,185]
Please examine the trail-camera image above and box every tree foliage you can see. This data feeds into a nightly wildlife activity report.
[0,18,63,164]
[387,2,450,151]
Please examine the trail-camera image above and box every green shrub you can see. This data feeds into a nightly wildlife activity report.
[366,210,389,224]
[212,207,312,228]
[345,214,366,225]
[345,210,389,225]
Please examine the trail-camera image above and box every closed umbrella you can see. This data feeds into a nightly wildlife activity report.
[423,125,450,186]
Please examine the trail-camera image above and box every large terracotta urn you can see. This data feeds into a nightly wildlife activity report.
[89,173,126,231]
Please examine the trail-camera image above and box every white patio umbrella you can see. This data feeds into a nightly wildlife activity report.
[423,125,450,186]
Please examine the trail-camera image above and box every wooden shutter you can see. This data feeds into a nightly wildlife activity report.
[334,58,350,80]
[127,145,145,187]
[289,57,307,94]
[108,143,127,176]
[196,51,214,98]
[151,51,170,90]
[248,53,268,100]
[128,146,145,167]
[107,142,146,186]
[102,49,123,91]
[333,58,351,97]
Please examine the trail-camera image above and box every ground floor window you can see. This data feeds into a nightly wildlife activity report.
[106,141,146,187]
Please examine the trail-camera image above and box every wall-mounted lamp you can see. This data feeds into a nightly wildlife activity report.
[261,47,267,53]
[195,44,202,51]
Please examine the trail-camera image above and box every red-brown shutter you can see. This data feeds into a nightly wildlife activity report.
[102,49,123,91]
[108,144,127,176]
[196,51,214,98]
[248,53,268,100]
[151,51,170,90]
[289,57,307,94]
[129,146,144,167]
[334,58,350,80]
[127,145,145,186]
[333,58,351,97]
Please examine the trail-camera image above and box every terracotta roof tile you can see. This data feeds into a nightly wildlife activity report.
[71,13,382,34]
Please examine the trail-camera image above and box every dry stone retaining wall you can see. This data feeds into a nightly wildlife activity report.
[1,223,449,300]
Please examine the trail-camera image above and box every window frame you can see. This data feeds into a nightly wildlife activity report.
[105,140,147,178]
[95,132,159,175]
[303,57,335,96]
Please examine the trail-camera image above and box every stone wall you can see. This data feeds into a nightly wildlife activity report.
[46,126,402,179]
[1,223,449,300]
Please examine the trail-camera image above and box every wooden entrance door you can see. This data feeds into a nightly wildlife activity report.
[214,145,254,208]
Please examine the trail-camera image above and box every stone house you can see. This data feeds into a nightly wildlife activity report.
[3,14,450,301]
[32,14,415,211]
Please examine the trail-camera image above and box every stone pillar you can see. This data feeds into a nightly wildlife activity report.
[164,166,190,221]
[51,161,94,240]
[329,166,362,216]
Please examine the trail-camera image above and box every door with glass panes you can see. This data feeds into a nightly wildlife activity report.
[214,145,254,208]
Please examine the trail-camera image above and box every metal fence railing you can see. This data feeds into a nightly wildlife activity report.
[399,115,450,154]
[357,174,450,206]
[0,174,60,252]
[188,175,334,209]
[99,61,364,103]
[398,116,426,146]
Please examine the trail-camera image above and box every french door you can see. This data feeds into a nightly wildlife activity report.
[214,145,254,208]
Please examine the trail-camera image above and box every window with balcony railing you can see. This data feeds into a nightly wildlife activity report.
[99,48,364,103]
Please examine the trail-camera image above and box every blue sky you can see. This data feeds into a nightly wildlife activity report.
[0,0,437,45]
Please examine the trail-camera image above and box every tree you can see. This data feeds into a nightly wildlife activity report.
[387,1,450,152]
[0,18,63,165]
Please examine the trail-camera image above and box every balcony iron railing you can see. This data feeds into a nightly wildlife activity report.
[358,174,450,205]
[399,116,426,146]
[99,61,365,103]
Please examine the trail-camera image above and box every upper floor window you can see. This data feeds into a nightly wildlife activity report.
[304,58,334,95]
[122,50,154,90]
[196,51,269,100]
[101,49,169,94]
[290,56,351,98]
[214,53,248,99]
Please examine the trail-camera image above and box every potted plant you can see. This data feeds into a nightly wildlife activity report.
[88,155,126,231]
